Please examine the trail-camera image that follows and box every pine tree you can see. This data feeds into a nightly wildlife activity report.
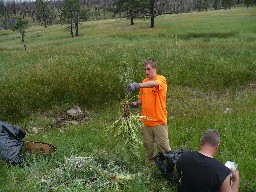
[113,0,149,25]
[35,0,55,28]
[12,17,29,44]
[61,0,81,37]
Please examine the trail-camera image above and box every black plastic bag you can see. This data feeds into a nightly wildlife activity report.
[153,149,192,182]
[0,121,26,166]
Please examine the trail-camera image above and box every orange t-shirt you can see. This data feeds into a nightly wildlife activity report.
[138,75,167,126]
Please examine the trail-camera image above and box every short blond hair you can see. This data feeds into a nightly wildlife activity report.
[143,58,157,68]
[201,129,220,147]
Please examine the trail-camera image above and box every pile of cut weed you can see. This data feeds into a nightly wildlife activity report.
[0,111,176,192]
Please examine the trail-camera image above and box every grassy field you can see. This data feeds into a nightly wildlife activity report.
[0,7,256,192]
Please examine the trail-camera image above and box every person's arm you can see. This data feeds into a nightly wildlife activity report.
[125,80,159,94]
[220,169,240,192]
[139,81,158,88]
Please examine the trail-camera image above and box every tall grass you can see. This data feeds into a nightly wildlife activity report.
[1,8,255,121]
[0,7,255,192]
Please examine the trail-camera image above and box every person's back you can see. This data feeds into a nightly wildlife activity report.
[176,129,240,192]
[176,151,230,192]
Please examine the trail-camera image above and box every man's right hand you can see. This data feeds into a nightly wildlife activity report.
[220,168,240,192]
[230,169,240,183]
[125,82,140,94]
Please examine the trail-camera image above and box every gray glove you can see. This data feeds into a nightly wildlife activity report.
[129,101,139,108]
[125,82,140,94]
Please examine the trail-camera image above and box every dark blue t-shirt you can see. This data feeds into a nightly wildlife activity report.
[176,151,230,192]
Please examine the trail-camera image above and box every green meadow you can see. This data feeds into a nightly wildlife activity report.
[0,7,256,191]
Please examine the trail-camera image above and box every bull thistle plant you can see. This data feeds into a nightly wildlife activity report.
[106,96,144,162]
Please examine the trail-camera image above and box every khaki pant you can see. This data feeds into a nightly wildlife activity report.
[141,124,171,166]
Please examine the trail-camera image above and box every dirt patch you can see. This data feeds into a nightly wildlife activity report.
[22,106,92,134]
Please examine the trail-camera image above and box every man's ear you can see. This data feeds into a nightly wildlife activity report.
[216,143,220,151]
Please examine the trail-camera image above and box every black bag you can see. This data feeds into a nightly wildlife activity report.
[0,121,26,166]
[153,149,192,182]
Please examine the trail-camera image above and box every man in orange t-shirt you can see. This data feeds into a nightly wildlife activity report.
[126,58,171,166]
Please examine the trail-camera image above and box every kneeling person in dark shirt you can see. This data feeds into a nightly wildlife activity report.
[176,129,240,192]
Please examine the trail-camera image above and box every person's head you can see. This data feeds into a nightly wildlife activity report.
[200,129,220,148]
[143,58,157,79]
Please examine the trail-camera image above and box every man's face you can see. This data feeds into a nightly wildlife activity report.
[144,64,157,79]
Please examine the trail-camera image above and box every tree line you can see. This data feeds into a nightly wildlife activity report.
[0,0,255,41]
